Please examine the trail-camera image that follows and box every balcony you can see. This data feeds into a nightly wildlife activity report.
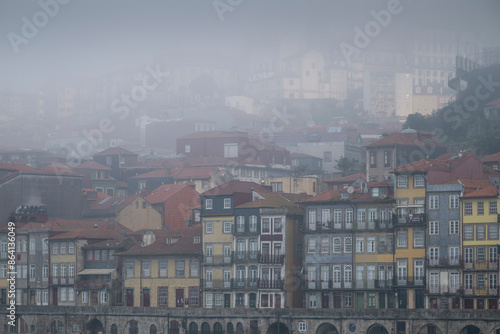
[204,255,233,266]
[50,276,75,285]
[234,278,258,289]
[354,219,394,231]
[426,257,460,267]
[233,251,258,263]
[258,279,283,289]
[426,285,460,294]
[460,286,499,296]
[396,213,426,226]
[75,279,112,290]
[375,279,394,289]
[394,276,425,287]
[460,260,498,270]
[305,221,353,233]
[234,227,259,236]
[258,253,285,264]
[204,279,234,289]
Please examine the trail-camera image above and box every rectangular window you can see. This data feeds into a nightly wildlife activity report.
[489,224,499,240]
[190,261,199,277]
[367,237,376,253]
[214,294,222,307]
[477,247,485,262]
[449,221,459,235]
[397,230,407,248]
[308,210,316,230]
[158,287,168,307]
[223,221,232,234]
[384,151,391,167]
[274,218,282,233]
[223,198,231,209]
[333,237,341,253]
[205,294,213,308]
[356,237,364,253]
[142,262,151,277]
[478,202,484,215]
[397,175,408,188]
[464,225,474,240]
[320,237,329,254]
[176,261,185,277]
[449,195,459,209]
[100,291,107,304]
[413,174,425,188]
[224,143,238,158]
[159,262,167,277]
[429,195,439,210]
[29,239,35,254]
[429,221,439,235]
[126,262,134,278]
[52,242,58,255]
[68,242,74,254]
[60,287,67,302]
[262,218,270,233]
[205,221,213,234]
[369,151,376,167]
[477,225,486,240]
[464,202,473,215]
[324,151,332,162]
[94,250,100,261]
[69,263,74,279]
[60,242,66,254]
[308,238,316,254]
[490,201,498,215]
[205,199,213,210]
[413,230,424,247]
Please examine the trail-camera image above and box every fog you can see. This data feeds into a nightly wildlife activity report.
[2,0,499,92]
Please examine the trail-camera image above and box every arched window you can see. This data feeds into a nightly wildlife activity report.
[236,322,244,334]
[227,322,234,334]
[201,322,210,334]
[189,322,198,334]
[150,324,157,334]
[129,321,138,334]
[214,322,223,334]
[111,324,118,334]
[249,239,257,258]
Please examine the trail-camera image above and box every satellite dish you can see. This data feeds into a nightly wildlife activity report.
[347,186,354,194]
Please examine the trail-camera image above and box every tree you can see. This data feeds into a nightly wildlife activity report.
[335,156,357,176]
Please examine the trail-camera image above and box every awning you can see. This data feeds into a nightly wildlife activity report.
[77,269,115,275]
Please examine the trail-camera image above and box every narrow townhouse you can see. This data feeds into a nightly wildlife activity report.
[459,179,500,310]
[392,165,426,309]
[425,182,462,309]
[236,191,304,309]
[200,180,268,309]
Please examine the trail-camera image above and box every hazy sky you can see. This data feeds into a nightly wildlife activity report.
[1,0,499,92]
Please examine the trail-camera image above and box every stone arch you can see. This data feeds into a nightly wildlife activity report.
[201,322,210,334]
[460,325,482,334]
[50,320,64,334]
[267,322,290,334]
[418,324,442,334]
[367,323,389,334]
[490,326,500,334]
[227,322,234,334]
[316,323,339,334]
[87,318,104,334]
[170,320,180,334]
[236,322,244,334]
[188,322,198,334]
[111,324,118,334]
[150,324,157,334]
[214,322,223,334]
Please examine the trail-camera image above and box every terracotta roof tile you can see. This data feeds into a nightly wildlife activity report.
[94,147,137,155]
[481,152,500,163]
[87,194,140,211]
[130,168,170,179]
[116,225,202,256]
[145,184,190,204]
[201,180,268,196]
[325,173,366,183]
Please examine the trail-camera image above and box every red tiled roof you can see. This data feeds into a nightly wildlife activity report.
[82,188,110,200]
[0,164,41,173]
[183,156,236,167]
[201,180,269,196]
[481,152,500,163]
[145,184,190,204]
[171,167,217,180]
[17,219,132,234]
[42,163,79,175]
[130,168,169,179]
[462,185,499,198]
[394,153,479,173]
[366,131,445,148]
[73,161,111,170]
[236,191,303,214]
[49,227,130,241]
[325,173,366,183]
[116,225,202,256]
[94,147,137,155]
[87,194,140,211]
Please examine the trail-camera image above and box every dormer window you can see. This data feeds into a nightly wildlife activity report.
[194,236,200,244]
[341,192,349,199]
[224,198,231,209]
